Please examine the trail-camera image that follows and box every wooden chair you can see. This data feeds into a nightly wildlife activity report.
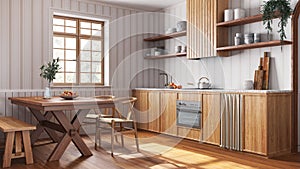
[95,97,139,156]
[83,95,115,124]
[0,117,36,168]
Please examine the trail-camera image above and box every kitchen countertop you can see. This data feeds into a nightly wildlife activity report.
[132,88,292,94]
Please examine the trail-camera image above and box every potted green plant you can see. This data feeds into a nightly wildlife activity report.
[40,58,60,98]
[261,0,293,41]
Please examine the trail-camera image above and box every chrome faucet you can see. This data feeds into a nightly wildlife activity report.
[159,73,169,87]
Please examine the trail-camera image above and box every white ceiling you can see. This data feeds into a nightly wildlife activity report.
[91,0,185,11]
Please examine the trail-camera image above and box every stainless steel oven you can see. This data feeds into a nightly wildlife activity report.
[176,100,201,128]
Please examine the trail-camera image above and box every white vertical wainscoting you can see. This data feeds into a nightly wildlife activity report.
[0,0,159,90]
[160,0,294,90]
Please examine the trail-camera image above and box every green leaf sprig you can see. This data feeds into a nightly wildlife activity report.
[40,58,61,83]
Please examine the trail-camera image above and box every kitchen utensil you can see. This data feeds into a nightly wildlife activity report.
[224,9,234,21]
[198,77,211,89]
[166,27,177,34]
[176,21,187,32]
[262,52,270,89]
[243,80,253,90]
[244,33,254,44]
[234,8,246,19]
[254,58,265,90]
[175,46,182,53]
[181,46,187,53]
[254,33,260,43]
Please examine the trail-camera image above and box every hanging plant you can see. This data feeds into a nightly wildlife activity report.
[261,0,293,41]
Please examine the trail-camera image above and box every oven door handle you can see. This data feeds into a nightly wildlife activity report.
[176,108,201,113]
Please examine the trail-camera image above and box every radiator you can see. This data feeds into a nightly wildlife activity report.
[220,93,242,151]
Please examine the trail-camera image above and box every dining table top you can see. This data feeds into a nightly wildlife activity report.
[9,96,116,111]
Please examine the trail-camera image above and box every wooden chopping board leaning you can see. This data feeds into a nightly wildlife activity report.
[254,52,270,90]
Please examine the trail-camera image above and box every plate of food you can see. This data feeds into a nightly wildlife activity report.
[60,90,79,100]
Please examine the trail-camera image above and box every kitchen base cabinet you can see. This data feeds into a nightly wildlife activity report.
[177,127,201,141]
[202,94,221,145]
[148,92,161,132]
[242,93,291,157]
[132,90,149,130]
[160,92,177,136]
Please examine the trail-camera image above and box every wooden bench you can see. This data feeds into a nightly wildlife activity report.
[0,117,36,168]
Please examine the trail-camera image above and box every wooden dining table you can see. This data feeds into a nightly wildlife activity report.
[9,96,115,161]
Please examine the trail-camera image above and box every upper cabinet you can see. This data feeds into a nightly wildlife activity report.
[187,0,229,59]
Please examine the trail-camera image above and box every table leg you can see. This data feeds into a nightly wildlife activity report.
[48,110,92,161]
[29,109,60,143]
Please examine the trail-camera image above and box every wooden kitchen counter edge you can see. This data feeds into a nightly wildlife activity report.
[132,88,292,95]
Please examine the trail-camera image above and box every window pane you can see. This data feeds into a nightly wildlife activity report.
[65,37,76,49]
[80,73,91,83]
[92,74,101,83]
[66,27,76,34]
[80,22,91,29]
[92,23,101,30]
[80,51,91,61]
[66,20,76,27]
[58,61,65,71]
[80,62,91,72]
[53,49,64,59]
[92,40,101,51]
[92,62,101,72]
[53,26,64,33]
[80,29,91,35]
[53,73,64,83]
[92,30,101,36]
[66,61,76,72]
[66,73,76,83]
[80,39,91,50]
[92,52,101,61]
[66,50,76,60]
[53,18,64,26]
[53,37,64,48]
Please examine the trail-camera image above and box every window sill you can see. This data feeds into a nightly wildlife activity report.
[51,85,111,89]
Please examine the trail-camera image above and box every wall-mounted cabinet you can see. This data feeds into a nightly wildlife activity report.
[187,0,229,59]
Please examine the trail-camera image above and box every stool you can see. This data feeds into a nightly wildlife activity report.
[0,117,36,168]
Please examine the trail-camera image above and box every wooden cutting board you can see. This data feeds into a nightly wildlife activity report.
[262,52,270,90]
[254,58,265,90]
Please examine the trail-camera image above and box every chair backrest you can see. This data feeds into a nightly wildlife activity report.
[113,97,137,120]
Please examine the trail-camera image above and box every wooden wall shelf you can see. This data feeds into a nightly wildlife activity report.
[144,52,186,59]
[144,31,186,41]
[216,40,292,52]
[217,14,263,27]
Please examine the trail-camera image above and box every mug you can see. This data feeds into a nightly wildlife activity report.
[175,46,182,53]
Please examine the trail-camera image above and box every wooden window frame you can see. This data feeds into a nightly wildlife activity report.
[53,15,105,86]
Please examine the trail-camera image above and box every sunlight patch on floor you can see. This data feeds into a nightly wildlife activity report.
[149,163,183,169]
[200,161,258,169]
[139,143,173,155]
[161,148,217,165]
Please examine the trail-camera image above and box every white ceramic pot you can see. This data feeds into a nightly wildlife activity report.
[224,9,234,21]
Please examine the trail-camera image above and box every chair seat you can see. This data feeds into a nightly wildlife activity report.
[99,118,133,123]
[85,114,99,119]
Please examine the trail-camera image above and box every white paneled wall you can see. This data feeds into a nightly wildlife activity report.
[161,0,296,90]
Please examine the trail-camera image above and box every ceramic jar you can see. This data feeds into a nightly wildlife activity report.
[224,9,234,21]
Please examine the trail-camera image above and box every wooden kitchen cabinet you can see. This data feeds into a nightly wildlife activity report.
[187,0,228,59]
[148,91,161,132]
[202,93,221,145]
[160,91,177,136]
[132,90,149,130]
[177,92,202,141]
[242,93,291,157]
